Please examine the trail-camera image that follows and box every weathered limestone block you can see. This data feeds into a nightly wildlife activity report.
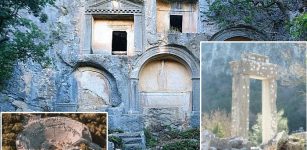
[262,131,307,150]
[201,130,251,150]
[16,117,101,150]
[143,107,190,130]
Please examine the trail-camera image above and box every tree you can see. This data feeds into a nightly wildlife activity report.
[207,0,306,40]
[0,0,55,90]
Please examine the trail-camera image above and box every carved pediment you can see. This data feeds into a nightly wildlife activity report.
[86,0,142,14]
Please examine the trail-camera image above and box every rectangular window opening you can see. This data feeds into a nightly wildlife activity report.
[170,15,183,33]
[112,31,127,55]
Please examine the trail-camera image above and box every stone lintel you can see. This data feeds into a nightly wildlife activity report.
[242,53,269,63]
[230,60,278,79]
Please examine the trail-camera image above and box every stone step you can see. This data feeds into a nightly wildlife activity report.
[109,131,146,150]
[122,137,143,144]
[124,143,143,150]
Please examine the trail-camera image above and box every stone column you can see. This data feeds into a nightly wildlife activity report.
[262,78,277,143]
[231,74,250,138]
[134,14,143,54]
[192,78,200,111]
[128,79,140,114]
[144,0,157,49]
[82,14,92,54]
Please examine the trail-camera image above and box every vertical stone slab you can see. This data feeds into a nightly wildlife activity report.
[144,0,157,49]
[129,79,140,113]
[82,14,92,54]
[192,78,200,111]
[262,79,277,143]
[231,74,250,138]
[134,14,143,54]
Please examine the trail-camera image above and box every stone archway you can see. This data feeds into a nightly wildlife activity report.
[128,46,200,113]
[73,65,121,112]
[129,46,200,114]
[230,53,278,143]
[210,25,267,41]
[139,57,192,111]
[129,46,199,128]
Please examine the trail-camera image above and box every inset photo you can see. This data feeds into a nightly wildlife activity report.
[201,42,306,149]
[2,112,107,150]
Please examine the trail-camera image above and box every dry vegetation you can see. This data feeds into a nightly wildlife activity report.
[202,110,232,138]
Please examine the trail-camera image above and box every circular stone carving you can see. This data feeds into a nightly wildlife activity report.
[16,117,93,150]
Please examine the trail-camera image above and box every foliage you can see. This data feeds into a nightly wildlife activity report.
[178,128,200,139]
[0,0,55,90]
[287,13,307,40]
[249,110,289,145]
[108,136,124,149]
[108,128,125,134]
[206,0,304,39]
[2,114,25,150]
[162,140,199,150]
[202,110,231,138]
[144,126,199,148]
[207,0,256,27]
[168,26,182,33]
[144,128,158,148]
[202,73,232,113]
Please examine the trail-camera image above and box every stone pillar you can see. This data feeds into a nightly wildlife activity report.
[129,79,140,114]
[262,78,277,143]
[192,78,200,111]
[231,74,250,138]
[144,0,157,49]
[82,14,92,54]
[134,14,143,54]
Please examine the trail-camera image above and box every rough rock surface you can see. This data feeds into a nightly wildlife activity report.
[16,116,101,150]
[201,130,251,150]
[262,131,307,150]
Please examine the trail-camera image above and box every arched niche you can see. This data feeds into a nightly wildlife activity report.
[139,57,193,113]
[139,58,192,92]
[73,65,121,111]
[129,46,200,114]
[210,25,267,41]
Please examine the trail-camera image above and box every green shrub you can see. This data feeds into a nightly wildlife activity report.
[108,136,123,149]
[178,128,200,139]
[144,128,158,148]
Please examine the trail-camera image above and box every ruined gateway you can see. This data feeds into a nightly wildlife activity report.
[230,53,278,144]
[16,117,102,150]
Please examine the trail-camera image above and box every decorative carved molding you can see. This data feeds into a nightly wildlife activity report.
[86,0,143,14]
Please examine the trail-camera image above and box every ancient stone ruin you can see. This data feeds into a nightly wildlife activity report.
[230,53,278,144]
[16,117,101,150]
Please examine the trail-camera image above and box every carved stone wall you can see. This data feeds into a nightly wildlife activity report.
[156,0,198,33]
[74,67,111,111]
[92,18,135,55]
